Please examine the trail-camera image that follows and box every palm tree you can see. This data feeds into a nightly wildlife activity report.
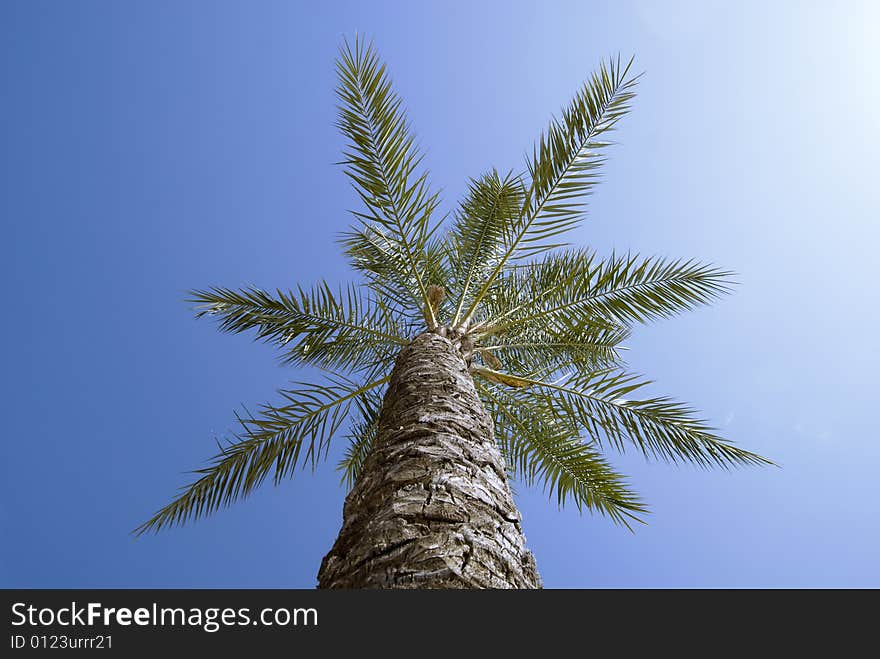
[136,38,771,588]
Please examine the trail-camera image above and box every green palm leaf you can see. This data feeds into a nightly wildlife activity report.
[339,223,449,324]
[135,375,389,535]
[479,382,646,528]
[337,385,384,488]
[476,320,629,375]
[479,250,733,336]
[457,56,640,328]
[446,170,525,325]
[336,36,442,324]
[520,370,772,468]
[189,283,407,375]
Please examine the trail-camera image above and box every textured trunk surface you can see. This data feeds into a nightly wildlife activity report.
[317,332,541,589]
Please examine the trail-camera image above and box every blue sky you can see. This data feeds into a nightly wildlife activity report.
[2,0,878,588]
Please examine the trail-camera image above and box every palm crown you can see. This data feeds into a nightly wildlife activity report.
[137,38,770,536]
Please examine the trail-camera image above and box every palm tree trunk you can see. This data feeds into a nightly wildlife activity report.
[317,331,541,588]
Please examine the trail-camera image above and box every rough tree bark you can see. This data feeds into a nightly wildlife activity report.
[317,331,542,589]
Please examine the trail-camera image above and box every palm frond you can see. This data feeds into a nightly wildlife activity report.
[446,170,525,326]
[476,320,629,376]
[189,282,407,375]
[336,36,441,323]
[135,375,390,535]
[478,382,646,528]
[517,370,772,468]
[472,366,531,388]
[479,249,733,336]
[340,224,449,324]
[458,56,639,327]
[337,385,385,489]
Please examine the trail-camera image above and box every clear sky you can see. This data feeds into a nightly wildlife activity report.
[2,0,878,588]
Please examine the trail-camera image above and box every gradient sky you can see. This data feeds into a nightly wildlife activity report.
[3,0,878,588]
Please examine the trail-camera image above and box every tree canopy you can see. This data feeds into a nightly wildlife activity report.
[136,37,771,536]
